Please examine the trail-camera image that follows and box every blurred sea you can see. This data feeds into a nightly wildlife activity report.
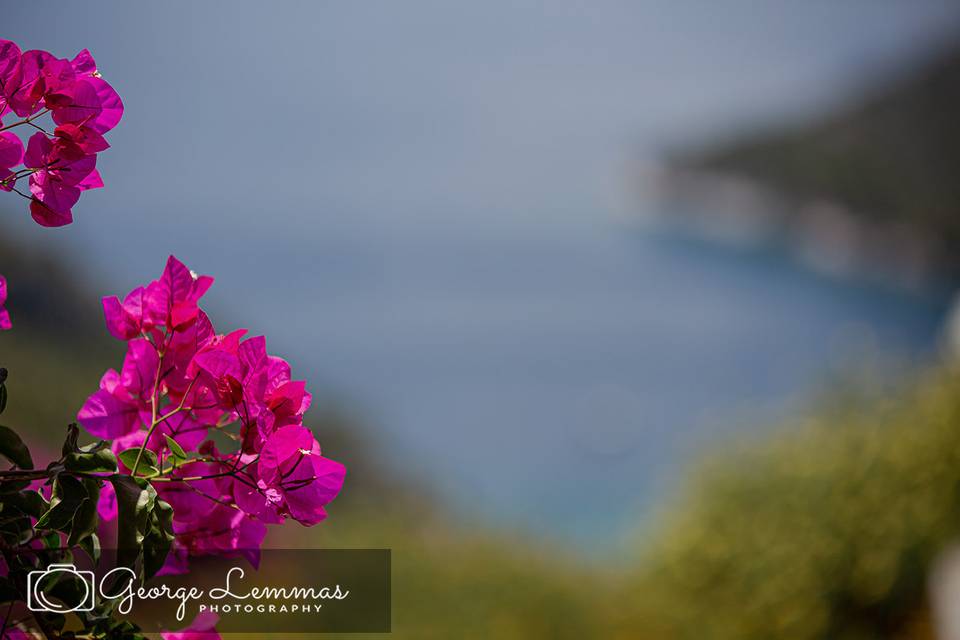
[266,218,946,548]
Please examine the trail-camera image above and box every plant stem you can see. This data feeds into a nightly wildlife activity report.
[131,334,171,476]
[0,108,51,133]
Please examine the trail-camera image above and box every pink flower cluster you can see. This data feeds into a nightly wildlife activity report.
[78,256,345,568]
[0,274,9,330]
[0,40,122,226]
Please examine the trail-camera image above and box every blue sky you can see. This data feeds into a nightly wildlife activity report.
[3,1,959,250]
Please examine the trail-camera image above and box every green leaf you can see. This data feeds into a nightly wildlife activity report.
[143,498,175,579]
[61,423,80,457]
[111,475,157,572]
[0,576,20,603]
[32,611,66,633]
[68,479,102,546]
[117,448,159,477]
[35,475,86,531]
[64,449,118,473]
[0,478,30,493]
[79,439,109,453]
[78,531,101,565]
[67,498,97,547]
[0,423,32,469]
[1,489,49,518]
[163,434,187,461]
[40,531,61,549]
[0,515,30,544]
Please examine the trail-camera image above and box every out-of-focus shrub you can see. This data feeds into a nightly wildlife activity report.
[616,367,960,640]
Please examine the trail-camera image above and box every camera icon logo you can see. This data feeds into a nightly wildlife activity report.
[27,564,96,613]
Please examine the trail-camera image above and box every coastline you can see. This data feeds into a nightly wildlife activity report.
[643,164,955,295]
[642,163,960,357]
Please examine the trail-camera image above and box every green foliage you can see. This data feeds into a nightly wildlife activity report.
[68,479,102,546]
[617,368,960,640]
[0,378,170,638]
[143,498,175,580]
[301,507,615,640]
[164,433,187,462]
[0,423,33,470]
[35,474,88,532]
[117,448,159,477]
[64,448,118,474]
[111,475,157,566]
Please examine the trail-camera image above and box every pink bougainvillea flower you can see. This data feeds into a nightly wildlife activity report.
[69,49,96,77]
[28,173,78,226]
[0,131,23,165]
[101,255,214,341]
[82,255,345,571]
[87,258,217,444]
[24,131,99,186]
[238,425,345,526]
[24,131,99,227]
[161,611,221,640]
[84,76,123,134]
[188,329,248,389]
[156,459,223,524]
[97,478,118,521]
[118,337,160,398]
[67,49,124,133]
[77,368,140,439]
[157,542,190,577]
[53,123,109,159]
[163,313,219,410]
[5,49,53,117]
[264,379,312,431]
[0,40,21,114]
[174,499,267,569]
[47,77,102,126]
[102,285,147,340]
[144,256,214,331]
[6,50,79,119]
[190,333,312,452]
[150,410,212,453]
[0,131,23,192]
[0,41,122,225]
[77,338,164,440]
[0,275,10,330]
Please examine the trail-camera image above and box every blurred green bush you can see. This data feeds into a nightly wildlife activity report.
[616,367,960,640]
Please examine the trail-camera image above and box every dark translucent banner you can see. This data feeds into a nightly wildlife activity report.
[24,549,391,634]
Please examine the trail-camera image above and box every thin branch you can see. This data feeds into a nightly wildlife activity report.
[0,108,51,131]
[132,331,174,475]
